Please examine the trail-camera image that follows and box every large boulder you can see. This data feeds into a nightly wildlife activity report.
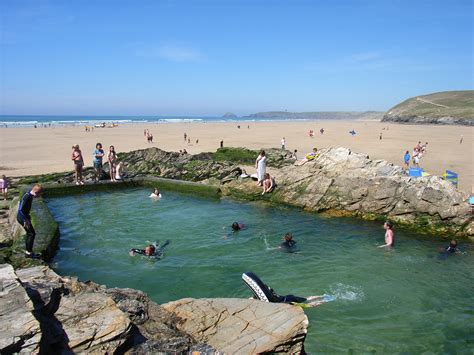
[0,264,41,353]
[163,298,308,354]
[223,147,473,238]
[15,266,132,353]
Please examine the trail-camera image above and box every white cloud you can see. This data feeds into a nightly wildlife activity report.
[348,51,383,63]
[136,44,204,62]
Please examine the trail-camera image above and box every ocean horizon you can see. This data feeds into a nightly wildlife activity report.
[0,113,371,128]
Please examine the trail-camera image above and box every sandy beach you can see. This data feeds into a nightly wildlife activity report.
[0,120,472,192]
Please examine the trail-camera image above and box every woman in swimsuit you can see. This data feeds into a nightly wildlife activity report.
[71,144,84,185]
[108,145,117,182]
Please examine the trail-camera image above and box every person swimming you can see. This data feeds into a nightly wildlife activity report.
[445,239,460,254]
[149,188,162,199]
[231,222,245,231]
[280,233,296,250]
[130,244,156,256]
[129,240,170,258]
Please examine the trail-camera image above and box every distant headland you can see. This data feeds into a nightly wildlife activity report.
[240,111,384,120]
[382,90,474,126]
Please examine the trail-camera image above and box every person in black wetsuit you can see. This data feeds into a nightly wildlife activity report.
[445,240,460,254]
[231,222,245,232]
[280,233,297,252]
[130,244,156,256]
[17,184,43,258]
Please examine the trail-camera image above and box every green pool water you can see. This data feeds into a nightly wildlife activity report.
[46,188,474,353]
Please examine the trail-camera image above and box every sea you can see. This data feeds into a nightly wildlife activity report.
[0,114,363,128]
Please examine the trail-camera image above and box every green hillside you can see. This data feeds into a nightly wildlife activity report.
[382,91,473,125]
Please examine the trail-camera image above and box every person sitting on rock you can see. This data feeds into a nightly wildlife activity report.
[262,173,275,195]
[296,148,318,166]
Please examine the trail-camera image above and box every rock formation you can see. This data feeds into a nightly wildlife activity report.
[223,147,473,237]
[0,264,41,353]
[222,112,238,118]
[0,264,308,354]
[163,298,308,353]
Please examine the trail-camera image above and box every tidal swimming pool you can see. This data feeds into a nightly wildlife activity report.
[46,188,474,353]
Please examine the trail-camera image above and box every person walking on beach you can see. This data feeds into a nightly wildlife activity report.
[17,184,43,258]
[0,175,9,200]
[255,150,267,186]
[71,144,84,185]
[108,145,118,182]
[93,143,104,182]
[403,150,410,170]
[378,221,394,248]
[281,137,286,150]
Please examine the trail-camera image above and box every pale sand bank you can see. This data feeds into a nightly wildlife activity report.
[0,121,472,192]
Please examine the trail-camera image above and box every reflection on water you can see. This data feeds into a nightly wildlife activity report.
[47,188,474,353]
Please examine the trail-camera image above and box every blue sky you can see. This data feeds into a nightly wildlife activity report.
[1,0,472,116]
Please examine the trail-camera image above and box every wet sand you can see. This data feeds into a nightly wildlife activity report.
[0,120,472,192]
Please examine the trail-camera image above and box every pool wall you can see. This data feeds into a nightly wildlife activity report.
[3,177,220,267]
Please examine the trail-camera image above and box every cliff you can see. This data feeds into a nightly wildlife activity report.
[382,91,474,126]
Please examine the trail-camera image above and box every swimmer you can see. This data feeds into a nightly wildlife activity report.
[129,244,156,256]
[280,233,296,250]
[378,221,394,248]
[231,222,245,231]
[445,239,461,254]
[149,188,162,199]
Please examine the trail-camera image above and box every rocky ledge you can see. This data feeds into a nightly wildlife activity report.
[0,264,308,354]
[223,147,473,238]
[381,114,473,126]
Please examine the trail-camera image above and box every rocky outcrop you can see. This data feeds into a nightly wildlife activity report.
[0,264,41,353]
[223,147,473,238]
[163,298,308,354]
[222,112,238,118]
[1,264,308,354]
[381,114,473,126]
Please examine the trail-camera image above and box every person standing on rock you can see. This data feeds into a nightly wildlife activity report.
[281,137,286,150]
[17,184,43,258]
[378,221,394,248]
[93,143,105,182]
[71,144,84,185]
[255,150,267,186]
[108,145,118,182]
